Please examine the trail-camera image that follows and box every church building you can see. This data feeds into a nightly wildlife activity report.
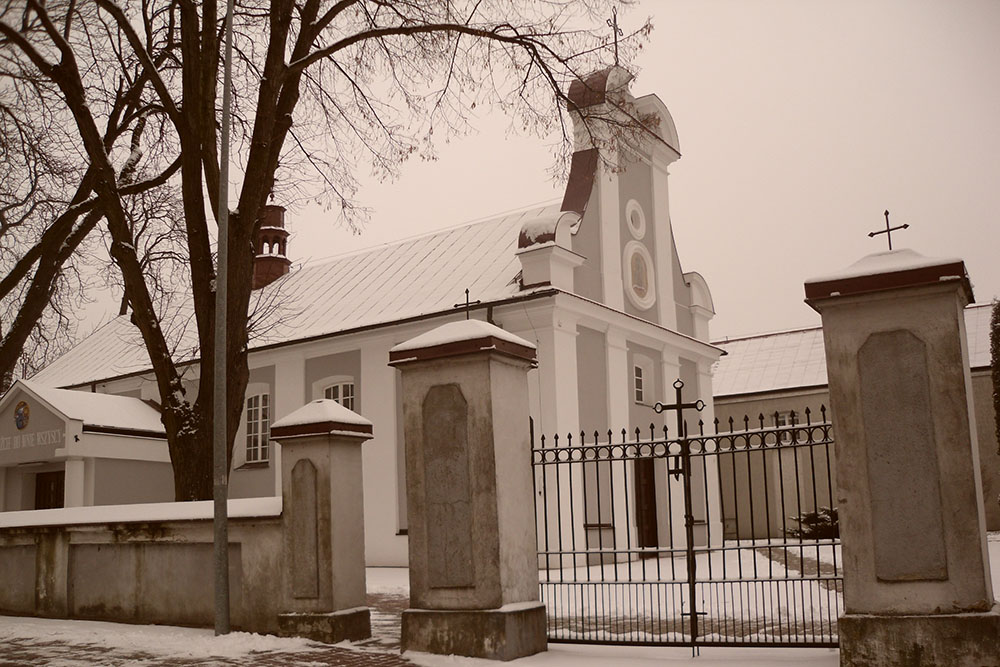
[5,68,723,566]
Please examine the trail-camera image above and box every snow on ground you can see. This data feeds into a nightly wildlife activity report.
[406,644,839,667]
[0,614,322,661]
[367,567,410,595]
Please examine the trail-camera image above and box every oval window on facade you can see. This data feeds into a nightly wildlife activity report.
[625,199,646,240]
[623,241,656,311]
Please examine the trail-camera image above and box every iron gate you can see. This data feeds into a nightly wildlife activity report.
[531,381,842,648]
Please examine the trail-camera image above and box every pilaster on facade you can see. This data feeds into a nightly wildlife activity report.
[64,457,86,508]
[598,165,625,312]
[359,335,403,565]
[605,327,634,560]
[651,163,677,330]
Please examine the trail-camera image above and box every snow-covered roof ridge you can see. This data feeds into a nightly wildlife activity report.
[291,201,560,274]
[9,379,165,434]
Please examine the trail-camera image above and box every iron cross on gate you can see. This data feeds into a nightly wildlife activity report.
[653,379,706,445]
[653,378,707,654]
[868,209,909,250]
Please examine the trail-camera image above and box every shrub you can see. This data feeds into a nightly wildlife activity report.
[786,507,839,539]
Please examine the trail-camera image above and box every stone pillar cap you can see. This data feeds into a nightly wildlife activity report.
[270,399,373,440]
[389,320,537,367]
[805,248,973,308]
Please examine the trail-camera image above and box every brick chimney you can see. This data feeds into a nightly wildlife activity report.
[253,205,292,289]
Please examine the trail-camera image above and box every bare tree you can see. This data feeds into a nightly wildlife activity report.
[0,0,652,500]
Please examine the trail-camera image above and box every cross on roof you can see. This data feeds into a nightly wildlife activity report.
[868,209,909,251]
[607,6,624,66]
[452,288,481,320]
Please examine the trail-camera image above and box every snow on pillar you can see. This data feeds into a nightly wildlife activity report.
[389,319,546,661]
[806,248,998,666]
[270,399,373,643]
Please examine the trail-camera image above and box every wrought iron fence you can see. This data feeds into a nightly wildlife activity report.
[531,404,841,648]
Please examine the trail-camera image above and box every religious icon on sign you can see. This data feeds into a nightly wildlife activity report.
[14,401,29,430]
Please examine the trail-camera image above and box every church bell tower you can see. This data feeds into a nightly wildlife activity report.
[252,205,291,289]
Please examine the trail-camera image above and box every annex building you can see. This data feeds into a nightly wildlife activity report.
[2,68,724,566]
[712,302,999,533]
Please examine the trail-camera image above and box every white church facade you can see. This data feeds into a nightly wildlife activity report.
[4,68,723,566]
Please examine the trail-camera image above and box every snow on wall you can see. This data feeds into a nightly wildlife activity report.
[0,496,281,528]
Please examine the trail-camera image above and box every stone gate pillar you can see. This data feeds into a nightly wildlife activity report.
[269,399,373,643]
[389,319,547,661]
[805,249,998,666]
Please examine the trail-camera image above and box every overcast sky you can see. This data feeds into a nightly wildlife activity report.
[265,1,1000,340]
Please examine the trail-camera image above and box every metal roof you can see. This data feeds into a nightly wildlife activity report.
[31,204,557,388]
[713,303,993,397]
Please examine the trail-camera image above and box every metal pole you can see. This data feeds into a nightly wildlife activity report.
[213,0,235,636]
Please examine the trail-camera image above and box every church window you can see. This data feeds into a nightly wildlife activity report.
[634,366,644,403]
[245,393,270,462]
[625,199,647,240]
[324,381,355,411]
[774,411,793,444]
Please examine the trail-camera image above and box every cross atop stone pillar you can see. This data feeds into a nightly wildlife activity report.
[389,319,547,661]
[805,248,997,667]
[269,399,374,643]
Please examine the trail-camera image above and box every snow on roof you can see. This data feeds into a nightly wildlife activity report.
[31,203,558,388]
[713,303,993,397]
[13,379,165,433]
[271,398,372,429]
[390,319,535,353]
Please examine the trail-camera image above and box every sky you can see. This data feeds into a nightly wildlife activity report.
[281,0,1000,341]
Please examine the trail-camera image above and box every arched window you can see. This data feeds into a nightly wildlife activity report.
[245,392,270,462]
[323,381,355,411]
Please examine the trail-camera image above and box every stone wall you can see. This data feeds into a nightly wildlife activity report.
[0,512,283,632]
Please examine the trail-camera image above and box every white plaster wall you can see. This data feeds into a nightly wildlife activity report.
[359,333,407,566]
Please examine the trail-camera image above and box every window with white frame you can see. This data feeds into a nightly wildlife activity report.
[324,381,355,411]
[774,411,793,444]
[634,365,644,403]
[245,393,270,462]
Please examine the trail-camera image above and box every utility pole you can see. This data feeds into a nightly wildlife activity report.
[213,0,235,636]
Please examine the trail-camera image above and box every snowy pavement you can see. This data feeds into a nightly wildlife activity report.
[0,613,839,667]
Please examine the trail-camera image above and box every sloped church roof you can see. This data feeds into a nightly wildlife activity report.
[32,203,560,389]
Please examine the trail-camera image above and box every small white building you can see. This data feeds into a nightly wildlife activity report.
[20,68,724,565]
[0,380,172,510]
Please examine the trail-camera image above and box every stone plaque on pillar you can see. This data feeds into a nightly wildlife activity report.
[389,319,547,661]
[859,330,948,582]
[290,459,320,598]
[806,248,999,667]
[422,384,474,589]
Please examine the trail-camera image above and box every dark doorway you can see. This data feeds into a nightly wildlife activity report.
[34,470,65,509]
[634,458,658,555]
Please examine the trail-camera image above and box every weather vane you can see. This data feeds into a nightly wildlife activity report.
[453,288,481,320]
[868,209,909,251]
[607,6,623,66]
